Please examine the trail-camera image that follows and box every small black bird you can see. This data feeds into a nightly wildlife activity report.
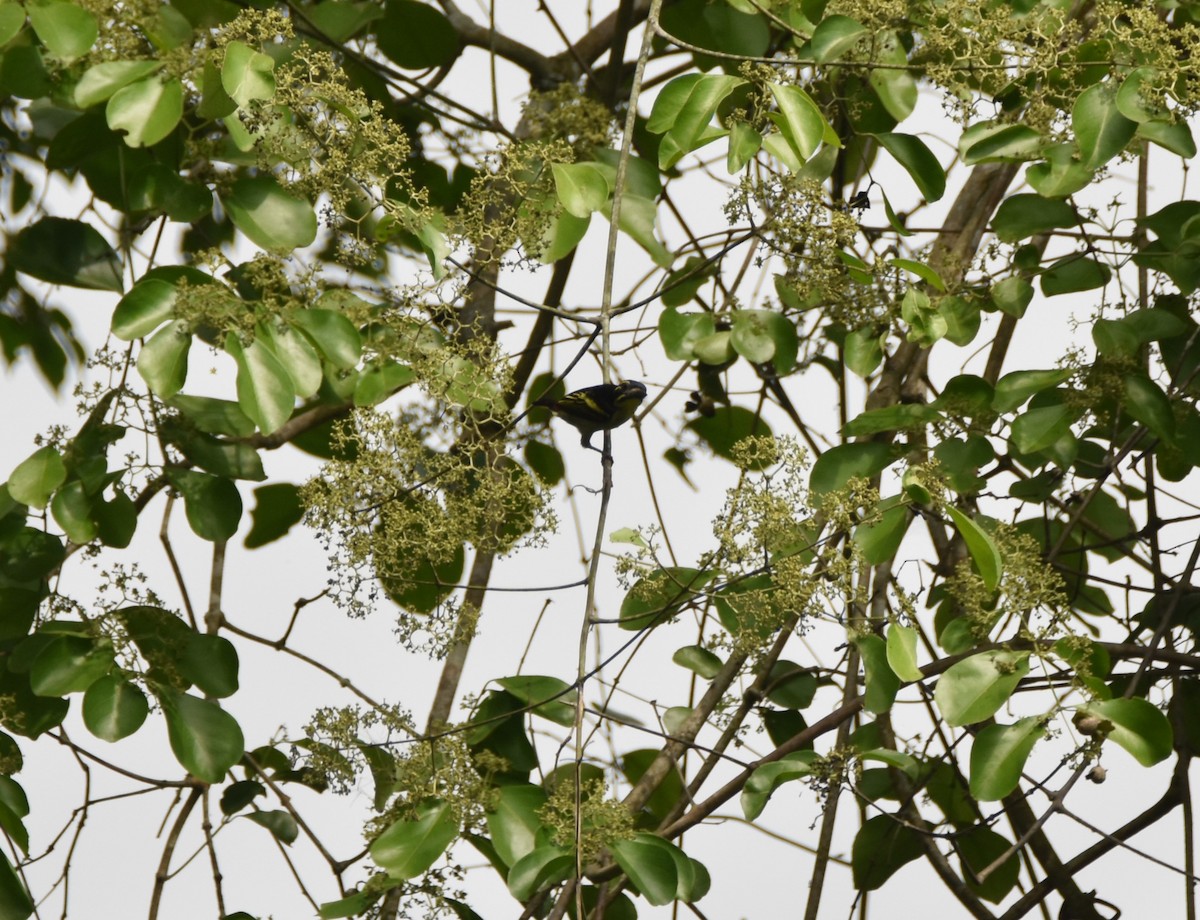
[544,380,648,451]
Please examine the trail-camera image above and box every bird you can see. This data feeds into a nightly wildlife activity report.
[543,380,647,452]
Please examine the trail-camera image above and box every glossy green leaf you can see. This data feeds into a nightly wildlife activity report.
[162,690,245,783]
[990,276,1033,318]
[180,634,239,698]
[810,442,894,494]
[28,0,97,59]
[619,567,710,631]
[30,635,113,696]
[610,834,680,906]
[606,193,673,268]
[934,651,1031,727]
[112,278,177,340]
[868,31,916,121]
[958,826,1020,903]
[992,368,1072,413]
[1026,143,1093,197]
[82,676,149,742]
[0,4,25,46]
[767,83,830,163]
[659,309,715,361]
[854,501,911,564]
[945,507,1002,592]
[221,40,275,106]
[1123,373,1175,442]
[0,849,33,920]
[844,325,884,377]
[968,717,1046,801]
[851,813,922,890]
[10,216,122,292]
[50,480,96,544]
[1040,255,1111,296]
[687,405,772,467]
[726,120,762,173]
[75,60,163,107]
[1115,67,1164,123]
[221,176,318,251]
[885,624,922,682]
[226,333,295,435]
[962,124,1042,164]
[673,645,723,679]
[1080,697,1172,766]
[166,468,242,542]
[494,675,575,726]
[551,162,609,218]
[646,73,744,169]
[485,784,546,868]
[246,809,298,845]
[106,76,183,147]
[1073,82,1137,169]
[137,321,190,399]
[809,14,867,62]
[7,446,66,509]
[506,844,572,900]
[1011,403,1082,455]
[856,634,900,714]
[371,800,458,879]
[244,482,303,549]
[376,0,459,69]
[992,194,1078,243]
[289,309,362,370]
[730,309,798,373]
[262,323,322,398]
[842,403,939,438]
[1137,119,1196,158]
[875,133,944,202]
[170,395,255,438]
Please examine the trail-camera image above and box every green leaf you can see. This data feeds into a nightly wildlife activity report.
[106,76,183,147]
[244,482,304,549]
[75,60,163,107]
[1011,403,1082,455]
[606,194,673,268]
[934,650,1031,727]
[810,442,894,494]
[494,675,575,726]
[1073,82,1137,169]
[958,826,1020,903]
[289,309,362,370]
[1123,372,1175,442]
[945,507,1002,592]
[371,800,459,879]
[845,325,885,377]
[262,323,322,398]
[7,446,66,509]
[10,216,122,292]
[50,481,96,544]
[619,567,710,631]
[1115,67,1164,123]
[726,120,762,173]
[82,676,149,742]
[885,624,922,682]
[851,813,922,890]
[319,892,380,919]
[551,162,609,218]
[28,0,97,59]
[741,751,819,819]
[0,4,26,46]
[376,0,459,69]
[730,309,798,373]
[0,849,33,920]
[161,690,245,783]
[137,321,190,399]
[610,834,680,906]
[842,403,939,438]
[246,809,298,845]
[809,14,867,62]
[854,502,911,564]
[170,395,255,438]
[30,634,113,696]
[166,468,242,542]
[1040,255,1111,296]
[962,124,1043,164]
[868,31,916,121]
[180,634,239,698]
[856,634,900,714]
[226,333,296,435]
[1081,697,1172,766]
[993,368,1072,413]
[992,194,1078,243]
[686,405,773,465]
[1026,144,1094,197]
[221,40,275,106]
[221,176,318,251]
[874,133,944,202]
[990,276,1033,318]
[506,844,572,900]
[767,83,831,163]
[112,278,177,340]
[1137,119,1196,159]
[969,717,1046,801]
[646,73,744,170]
[673,645,723,679]
[485,784,546,868]
[658,309,716,361]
